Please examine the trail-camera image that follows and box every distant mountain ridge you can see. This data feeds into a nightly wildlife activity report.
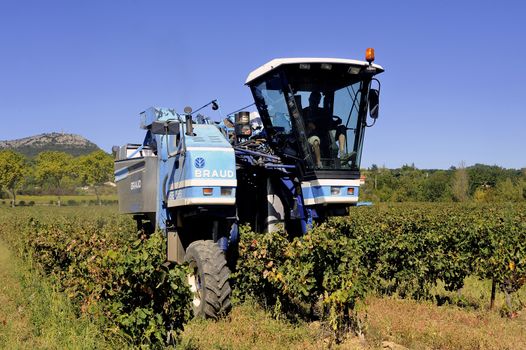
[0,132,100,157]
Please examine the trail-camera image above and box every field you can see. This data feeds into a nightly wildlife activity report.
[0,194,118,206]
[0,204,525,349]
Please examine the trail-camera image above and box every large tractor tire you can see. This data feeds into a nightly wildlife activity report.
[184,240,232,319]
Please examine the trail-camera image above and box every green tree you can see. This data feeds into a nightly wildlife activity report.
[74,150,114,205]
[473,186,494,203]
[421,170,451,202]
[0,150,28,207]
[360,166,380,201]
[466,164,518,195]
[396,164,426,201]
[363,164,523,203]
[371,166,397,202]
[494,178,522,202]
[35,151,74,206]
[451,162,470,202]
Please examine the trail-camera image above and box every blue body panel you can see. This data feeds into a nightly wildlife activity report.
[167,126,236,208]
[301,181,360,206]
[148,108,237,230]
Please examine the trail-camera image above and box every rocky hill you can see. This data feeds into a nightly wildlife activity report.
[0,132,100,157]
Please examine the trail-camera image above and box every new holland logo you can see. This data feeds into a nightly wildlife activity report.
[194,157,205,168]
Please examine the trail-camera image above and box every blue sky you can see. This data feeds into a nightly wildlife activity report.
[0,0,524,169]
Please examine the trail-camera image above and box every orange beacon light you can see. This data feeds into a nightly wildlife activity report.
[366,48,375,63]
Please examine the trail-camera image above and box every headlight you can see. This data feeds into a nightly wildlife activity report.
[331,187,341,195]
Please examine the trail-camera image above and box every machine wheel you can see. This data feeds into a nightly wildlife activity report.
[184,240,232,319]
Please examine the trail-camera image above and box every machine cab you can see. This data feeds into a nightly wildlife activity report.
[246,57,383,180]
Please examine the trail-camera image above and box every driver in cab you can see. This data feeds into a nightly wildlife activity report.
[303,91,350,168]
[302,91,326,168]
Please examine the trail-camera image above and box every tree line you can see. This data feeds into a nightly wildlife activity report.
[1,148,524,206]
[361,163,526,202]
[0,149,114,206]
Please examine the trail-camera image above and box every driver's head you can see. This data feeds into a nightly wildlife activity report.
[308,91,321,108]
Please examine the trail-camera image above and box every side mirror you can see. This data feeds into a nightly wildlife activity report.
[368,89,380,119]
[151,120,180,135]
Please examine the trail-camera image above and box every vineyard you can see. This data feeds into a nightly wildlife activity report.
[0,203,525,348]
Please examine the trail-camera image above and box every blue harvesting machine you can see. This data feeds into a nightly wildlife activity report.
[114,52,384,318]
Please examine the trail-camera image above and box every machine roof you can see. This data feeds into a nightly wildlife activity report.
[245,57,384,84]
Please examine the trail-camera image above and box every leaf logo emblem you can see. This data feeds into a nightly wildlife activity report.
[194,157,205,169]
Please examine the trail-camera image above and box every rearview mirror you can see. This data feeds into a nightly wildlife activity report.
[368,89,380,119]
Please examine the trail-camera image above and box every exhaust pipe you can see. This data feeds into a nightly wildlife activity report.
[183,106,194,136]
[185,114,194,136]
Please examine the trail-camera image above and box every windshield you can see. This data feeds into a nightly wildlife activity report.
[250,63,368,171]
[293,81,362,170]
[252,73,293,134]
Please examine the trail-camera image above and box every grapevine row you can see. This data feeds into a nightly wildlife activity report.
[0,203,524,345]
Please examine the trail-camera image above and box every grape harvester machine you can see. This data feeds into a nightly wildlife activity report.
[114,49,383,318]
